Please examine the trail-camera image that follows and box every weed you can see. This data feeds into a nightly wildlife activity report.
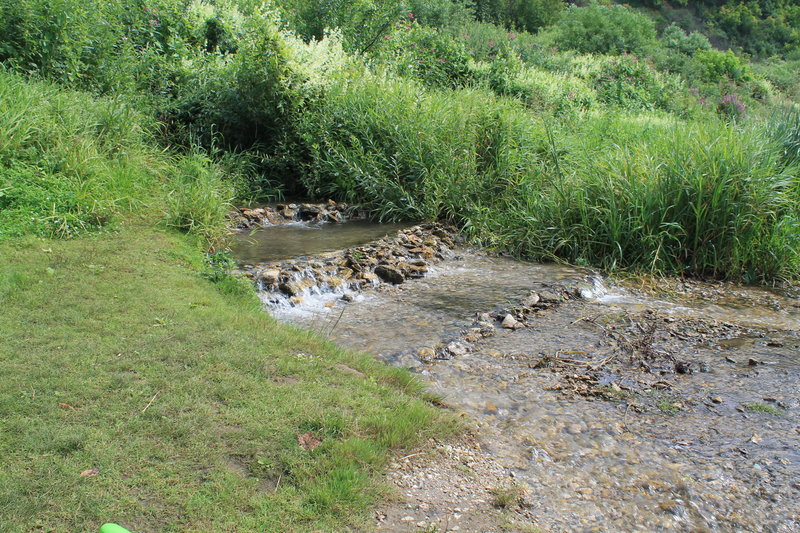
[743,402,783,416]
[491,483,526,509]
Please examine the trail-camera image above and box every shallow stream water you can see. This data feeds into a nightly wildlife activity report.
[234,221,800,532]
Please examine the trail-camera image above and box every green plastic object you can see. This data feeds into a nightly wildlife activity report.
[100,524,132,533]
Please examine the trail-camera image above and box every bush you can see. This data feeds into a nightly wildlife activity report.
[405,0,472,28]
[553,1,657,55]
[452,21,547,65]
[474,0,565,33]
[164,152,234,248]
[378,19,474,88]
[0,0,188,96]
[297,74,543,222]
[693,49,752,83]
[474,120,800,282]
[0,70,163,239]
[717,93,747,120]
[661,23,711,55]
[591,55,684,112]
[482,48,596,114]
[279,0,406,52]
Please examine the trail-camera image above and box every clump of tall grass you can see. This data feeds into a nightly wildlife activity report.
[0,70,234,246]
[297,72,545,222]
[767,107,800,169]
[164,152,234,250]
[478,120,800,283]
[0,70,162,239]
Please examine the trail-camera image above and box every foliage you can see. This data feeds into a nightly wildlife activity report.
[297,74,542,222]
[474,0,565,33]
[717,93,747,120]
[482,48,596,113]
[713,0,800,57]
[0,70,162,239]
[661,24,712,56]
[378,18,474,88]
[472,119,799,282]
[163,152,234,249]
[767,108,800,170]
[693,48,752,83]
[452,20,547,64]
[553,1,657,55]
[591,54,684,112]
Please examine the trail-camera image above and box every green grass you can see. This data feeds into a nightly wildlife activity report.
[0,226,456,532]
[0,71,455,531]
[0,69,235,247]
[742,402,783,416]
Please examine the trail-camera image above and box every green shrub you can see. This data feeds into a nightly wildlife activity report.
[405,0,472,28]
[452,21,548,65]
[378,20,474,88]
[0,0,188,96]
[278,0,405,52]
[164,152,234,248]
[0,70,163,239]
[474,0,565,33]
[297,74,542,222]
[475,120,800,282]
[753,58,800,101]
[767,108,800,169]
[661,23,712,56]
[553,1,657,55]
[482,48,596,113]
[717,93,747,120]
[592,55,684,112]
[693,49,752,83]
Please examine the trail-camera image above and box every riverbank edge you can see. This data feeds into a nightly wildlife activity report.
[0,221,458,532]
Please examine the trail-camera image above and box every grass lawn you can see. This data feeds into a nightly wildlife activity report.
[0,223,454,532]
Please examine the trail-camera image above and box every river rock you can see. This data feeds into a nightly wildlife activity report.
[279,282,297,296]
[501,314,522,329]
[442,341,470,358]
[521,292,540,307]
[258,268,280,285]
[418,347,436,361]
[538,290,563,304]
[375,265,404,284]
[299,204,322,220]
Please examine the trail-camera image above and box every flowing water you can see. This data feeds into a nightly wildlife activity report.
[233,221,800,532]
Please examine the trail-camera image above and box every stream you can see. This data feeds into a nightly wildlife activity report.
[232,219,799,532]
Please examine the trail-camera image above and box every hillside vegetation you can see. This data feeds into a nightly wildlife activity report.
[1,0,799,281]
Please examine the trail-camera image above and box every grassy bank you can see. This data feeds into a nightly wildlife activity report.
[0,70,454,531]
[0,226,454,532]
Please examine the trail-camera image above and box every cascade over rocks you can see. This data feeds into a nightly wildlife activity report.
[239,222,457,307]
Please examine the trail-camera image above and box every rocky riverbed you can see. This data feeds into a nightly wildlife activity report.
[230,210,800,532]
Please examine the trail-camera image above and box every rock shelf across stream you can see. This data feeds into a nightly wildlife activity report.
[237,222,457,310]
